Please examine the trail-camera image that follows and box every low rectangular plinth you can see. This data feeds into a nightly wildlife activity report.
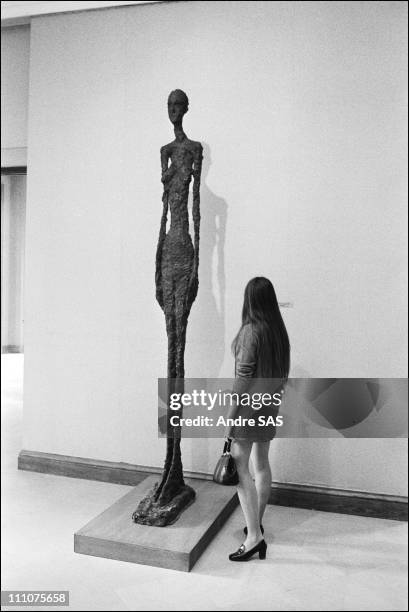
[74,475,238,572]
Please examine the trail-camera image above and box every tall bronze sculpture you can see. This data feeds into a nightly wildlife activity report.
[132,90,203,526]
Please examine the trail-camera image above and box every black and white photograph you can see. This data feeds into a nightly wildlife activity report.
[1,1,408,610]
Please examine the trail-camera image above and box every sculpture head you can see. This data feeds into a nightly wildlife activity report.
[168,89,189,125]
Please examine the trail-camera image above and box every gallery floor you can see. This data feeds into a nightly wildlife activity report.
[2,354,408,611]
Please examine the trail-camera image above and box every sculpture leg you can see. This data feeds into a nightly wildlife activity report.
[154,312,176,502]
[156,292,190,506]
[156,435,185,506]
[175,309,188,379]
[132,267,195,525]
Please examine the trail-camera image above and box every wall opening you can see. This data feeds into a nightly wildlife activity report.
[1,166,26,353]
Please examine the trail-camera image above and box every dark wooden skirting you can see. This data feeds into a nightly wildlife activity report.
[269,483,408,522]
[1,166,27,175]
[2,345,23,354]
[18,450,408,522]
[18,450,151,487]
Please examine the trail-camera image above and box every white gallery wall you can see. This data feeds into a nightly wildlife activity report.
[5,1,407,494]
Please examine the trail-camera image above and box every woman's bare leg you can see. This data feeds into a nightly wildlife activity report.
[232,439,263,548]
[252,441,272,523]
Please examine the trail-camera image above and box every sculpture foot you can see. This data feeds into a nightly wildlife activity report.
[132,482,195,526]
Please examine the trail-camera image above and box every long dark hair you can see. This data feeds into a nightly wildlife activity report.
[232,277,290,379]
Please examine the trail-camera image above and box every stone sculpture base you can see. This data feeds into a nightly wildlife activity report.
[132,481,195,526]
[74,475,239,571]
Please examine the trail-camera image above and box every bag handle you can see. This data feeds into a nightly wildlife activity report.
[223,438,232,455]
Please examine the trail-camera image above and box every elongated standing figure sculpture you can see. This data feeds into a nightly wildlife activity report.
[132,90,203,526]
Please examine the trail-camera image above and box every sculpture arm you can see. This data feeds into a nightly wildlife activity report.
[156,148,170,310]
[192,143,203,272]
[161,145,176,188]
[186,144,202,305]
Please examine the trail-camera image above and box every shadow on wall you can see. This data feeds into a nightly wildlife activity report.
[184,142,228,476]
[186,142,228,379]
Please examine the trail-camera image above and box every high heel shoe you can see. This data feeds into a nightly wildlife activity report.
[229,539,267,561]
[243,524,264,536]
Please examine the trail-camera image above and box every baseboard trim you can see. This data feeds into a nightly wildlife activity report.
[18,450,151,487]
[268,482,407,521]
[2,344,23,353]
[18,450,408,522]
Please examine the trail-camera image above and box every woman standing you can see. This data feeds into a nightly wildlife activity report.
[227,277,290,561]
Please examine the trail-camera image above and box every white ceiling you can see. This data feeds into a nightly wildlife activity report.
[1,1,162,25]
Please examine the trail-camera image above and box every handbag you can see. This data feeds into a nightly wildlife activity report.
[213,438,239,485]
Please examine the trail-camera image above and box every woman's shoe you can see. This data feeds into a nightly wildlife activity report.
[243,524,264,535]
[229,539,267,561]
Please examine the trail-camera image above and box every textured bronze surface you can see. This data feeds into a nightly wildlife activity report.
[133,90,202,525]
[132,482,196,526]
